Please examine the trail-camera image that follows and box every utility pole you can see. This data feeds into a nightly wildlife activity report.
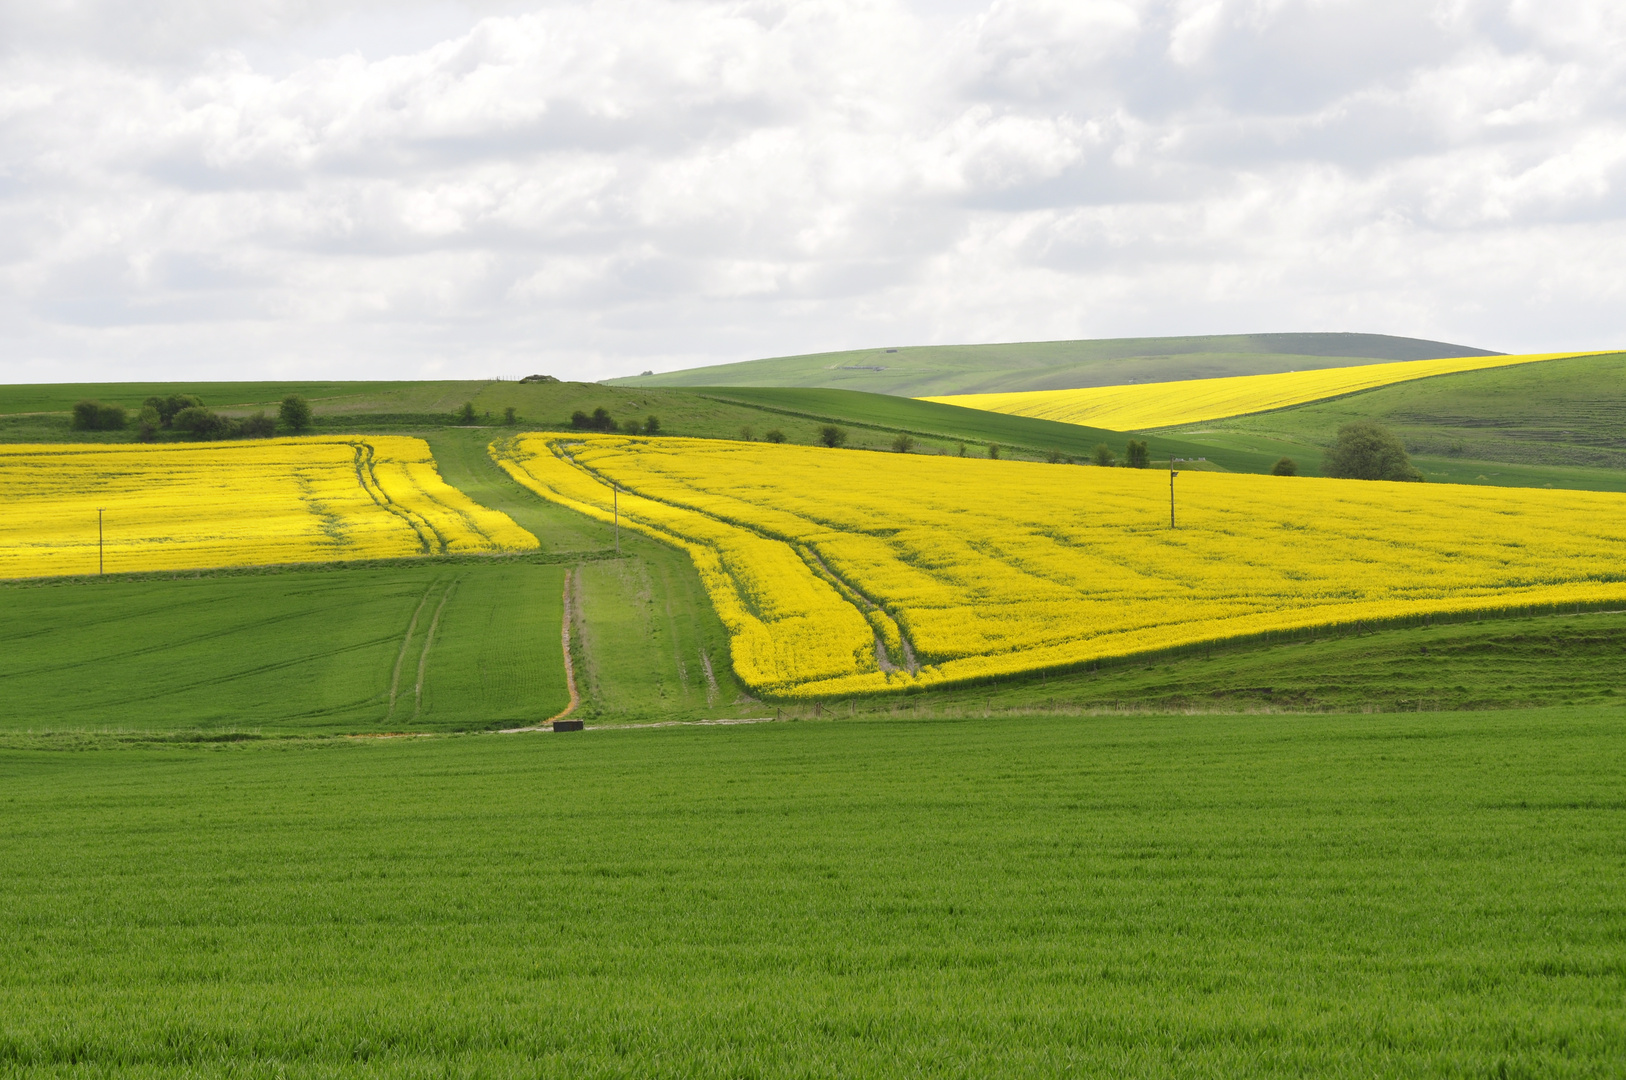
[613,485,620,555]
[1169,461,1180,529]
[97,507,105,574]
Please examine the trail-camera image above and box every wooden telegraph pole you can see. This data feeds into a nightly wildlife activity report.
[1169,461,1179,529]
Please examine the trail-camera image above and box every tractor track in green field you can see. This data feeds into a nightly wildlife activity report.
[411,579,458,723]
[388,579,439,722]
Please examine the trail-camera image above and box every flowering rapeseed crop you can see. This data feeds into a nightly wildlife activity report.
[495,433,1626,698]
[922,352,1598,430]
[0,437,535,579]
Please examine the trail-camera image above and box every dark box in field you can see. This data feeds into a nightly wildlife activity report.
[553,719,585,732]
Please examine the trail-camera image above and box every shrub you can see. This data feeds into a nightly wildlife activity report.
[764,429,786,444]
[458,402,478,424]
[570,408,617,432]
[645,415,661,435]
[136,406,160,443]
[1092,443,1116,467]
[1273,457,1299,476]
[279,395,312,433]
[240,412,276,439]
[1323,421,1422,482]
[144,394,202,427]
[740,425,754,441]
[891,434,915,453]
[172,407,232,440]
[623,419,643,435]
[819,425,848,448]
[71,401,127,431]
[986,443,999,459]
[1125,440,1150,469]
[1045,449,1067,464]
[957,443,967,457]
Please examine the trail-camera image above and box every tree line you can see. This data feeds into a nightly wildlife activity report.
[72,394,315,441]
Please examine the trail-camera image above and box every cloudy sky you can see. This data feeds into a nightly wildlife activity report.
[2,0,1624,382]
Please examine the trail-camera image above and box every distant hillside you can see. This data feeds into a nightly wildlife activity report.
[607,333,1500,397]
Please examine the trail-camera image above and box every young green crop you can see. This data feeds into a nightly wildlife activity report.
[0,708,1620,1075]
[0,562,570,735]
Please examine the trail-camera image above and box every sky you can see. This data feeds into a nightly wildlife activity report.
[2,0,1624,383]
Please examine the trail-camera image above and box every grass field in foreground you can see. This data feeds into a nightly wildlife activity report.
[0,562,569,735]
[2,709,1621,1076]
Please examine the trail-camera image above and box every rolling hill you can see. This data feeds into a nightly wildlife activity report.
[1173,351,1626,488]
[606,332,1500,397]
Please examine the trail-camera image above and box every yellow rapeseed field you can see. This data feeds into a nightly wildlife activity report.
[495,433,1626,698]
[922,351,1598,430]
[0,437,535,579]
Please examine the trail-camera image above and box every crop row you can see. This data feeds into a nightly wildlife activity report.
[0,437,536,579]
[494,433,1626,698]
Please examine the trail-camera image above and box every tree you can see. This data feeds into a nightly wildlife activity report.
[739,425,754,441]
[240,412,276,438]
[136,405,160,442]
[1323,421,1423,482]
[891,434,915,453]
[623,419,644,435]
[764,429,786,443]
[503,406,517,425]
[987,443,999,459]
[279,395,312,433]
[571,410,591,429]
[173,406,231,439]
[71,401,126,431]
[145,394,202,427]
[819,425,848,448]
[1092,443,1117,467]
[1272,457,1299,476]
[1045,449,1067,463]
[458,402,478,424]
[644,415,660,435]
[591,407,614,432]
[1125,440,1150,468]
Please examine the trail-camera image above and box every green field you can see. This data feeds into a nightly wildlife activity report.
[608,332,1497,396]
[0,562,570,736]
[5,349,1626,1075]
[1149,351,1626,492]
[0,377,1273,471]
[2,708,1621,1076]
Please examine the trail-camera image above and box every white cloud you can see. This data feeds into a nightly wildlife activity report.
[1,0,1624,382]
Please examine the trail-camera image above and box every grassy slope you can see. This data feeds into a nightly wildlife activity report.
[0,562,570,735]
[0,377,1276,471]
[1173,351,1626,489]
[2,708,1621,1076]
[686,386,1277,472]
[608,332,1499,396]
